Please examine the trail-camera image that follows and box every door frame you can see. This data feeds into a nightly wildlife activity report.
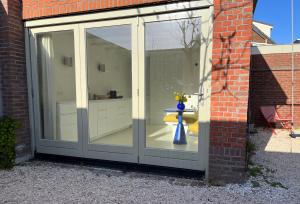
[29,24,84,157]
[78,18,140,163]
[137,9,212,171]
[25,1,213,171]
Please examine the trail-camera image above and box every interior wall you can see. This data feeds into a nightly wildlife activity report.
[51,32,132,102]
[52,32,76,102]
[87,36,132,98]
[51,32,201,125]
[147,48,200,125]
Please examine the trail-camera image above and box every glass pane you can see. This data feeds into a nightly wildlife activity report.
[37,30,78,142]
[145,18,201,152]
[86,25,133,146]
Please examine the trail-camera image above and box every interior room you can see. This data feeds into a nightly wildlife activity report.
[145,18,201,152]
[36,17,201,152]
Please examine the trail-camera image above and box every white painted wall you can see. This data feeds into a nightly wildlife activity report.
[253,21,273,38]
[52,31,76,102]
[147,48,200,124]
[51,32,132,102]
[52,32,132,142]
[87,35,132,98]
[252,44,300,55]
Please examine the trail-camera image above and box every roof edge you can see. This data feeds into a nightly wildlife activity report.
[253,20,273,28]
[253,24,276,44]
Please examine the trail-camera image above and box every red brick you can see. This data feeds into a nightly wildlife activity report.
[210,0,253,183]
[250,53,300,127]
[22,0,174,19]
[0,0,31,159]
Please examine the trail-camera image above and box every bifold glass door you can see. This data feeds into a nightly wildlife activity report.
[79,19,139,163]
[86,25,133,147]
[138,11,209,170]
[144,18,200,152]
[30,10,209,170]
[30,25,83,156]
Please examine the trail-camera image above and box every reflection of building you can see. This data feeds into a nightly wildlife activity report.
[252,21,275,45]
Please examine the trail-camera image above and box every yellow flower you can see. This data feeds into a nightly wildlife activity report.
[175,95,180,101]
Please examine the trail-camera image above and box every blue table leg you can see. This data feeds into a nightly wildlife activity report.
[173,111,187,145]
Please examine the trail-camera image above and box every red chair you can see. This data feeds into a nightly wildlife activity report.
[260,106,292,134]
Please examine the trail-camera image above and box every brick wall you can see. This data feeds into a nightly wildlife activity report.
[252,29,273,44]
[22,0,178,19]
[0,0,31,160]
[19,0,253,183]
[210,0,253,183]
[250,52,300,127]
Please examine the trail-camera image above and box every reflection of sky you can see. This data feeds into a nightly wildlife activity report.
[146,19,200,51]
[87,25,132,50]
[87,19,200,51]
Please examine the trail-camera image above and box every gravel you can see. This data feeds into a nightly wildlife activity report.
[1,130,300,204]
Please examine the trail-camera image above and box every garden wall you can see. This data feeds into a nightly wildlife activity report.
[250,45,300,127]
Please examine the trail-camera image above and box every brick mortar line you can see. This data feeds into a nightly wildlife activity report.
[251,68,300,72]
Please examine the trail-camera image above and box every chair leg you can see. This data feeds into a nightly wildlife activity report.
[281,122,287,129]
[281,121,290,129]
[268,122,277,135]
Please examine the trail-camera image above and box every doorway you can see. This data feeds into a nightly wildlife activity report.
[28,8,211,171]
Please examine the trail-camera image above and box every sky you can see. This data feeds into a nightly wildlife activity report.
[254,0,300,44]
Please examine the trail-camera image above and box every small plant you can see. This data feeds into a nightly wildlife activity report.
[248,166,263,177]
[246,140,256,166]
[174,92,189,103]
[174,92,191,110]
[246,140,256,153]
[0,116,20,169]
[270,181,288,189]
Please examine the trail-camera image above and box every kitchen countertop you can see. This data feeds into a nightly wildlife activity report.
[57,98,131,105]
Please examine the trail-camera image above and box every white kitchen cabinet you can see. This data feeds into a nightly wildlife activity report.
[56,98,132,143]
[89,102,99,140]
[56,101,78,142]
[89,98,132,142]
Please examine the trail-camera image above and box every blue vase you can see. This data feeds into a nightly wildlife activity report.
[177,102,185,111]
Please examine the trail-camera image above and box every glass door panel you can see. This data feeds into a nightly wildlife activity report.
[86,25,133,147]
[36,30,79,143]
[144,18,201,152]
